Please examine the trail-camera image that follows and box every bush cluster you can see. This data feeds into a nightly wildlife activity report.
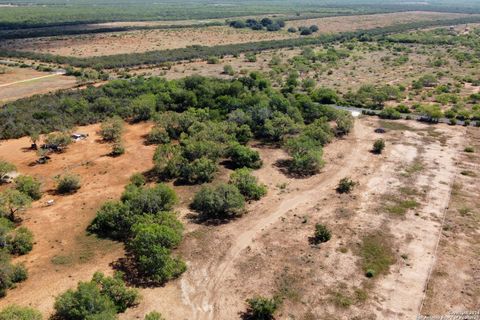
[56,174,81,194]
[89,183,185,284]
[54,272,139,320]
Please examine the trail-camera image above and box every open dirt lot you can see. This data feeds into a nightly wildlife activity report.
[0,116,475,319]
[0,67,77,104]
[1,11,475,58]
[285,11,474,31]
[0,122,155,314]
[0,26,294,58]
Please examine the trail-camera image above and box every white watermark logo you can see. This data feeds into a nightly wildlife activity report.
[417,311,480,320]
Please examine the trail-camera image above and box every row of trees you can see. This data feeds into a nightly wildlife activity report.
[1,74,353,177]
[229,18,286,32]
[0,162,40,297]
[3,16,480,69]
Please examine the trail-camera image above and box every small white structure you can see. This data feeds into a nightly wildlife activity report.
[46,200,55,206]
[71,133,88,141]
[3,171,19,184]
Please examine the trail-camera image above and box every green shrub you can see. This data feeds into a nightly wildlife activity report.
[129,222,183,252]
[91,272,139,313]
[0,161,16,183]
[14,176,41,200]
[56,174,81,194]
[245,53,257,62]
[54,282,117,320]
[464,146,474,153]
[0,251,28,297]
[145,311,165,320]
[335,111,354,136]
[88,201,131,239]
[311,87,338,104]
[360,233,395,278]
[314,224,331,243]
[372,139,385,154]
[284,136,324,176]
[228,144,262,169]
[121,183,177,215]
[0,189,32,222]
[379,107,402,120]
[223,65,235,76]
[0,305,42,320]
[246,296,278,320]
[44,132,72,147]
[153,144,185,180]
[207,56,219,64]
[110,142,125,156]
[146,127,170,145]
[10,264,27,283]
[179,157,217,184]
[129,173,146,187]
[99,117,123,142]
[336,177,356,194]
[135,245,186,284]
[191,184,245,220]
[54,272,138,319]
[89,184,178,240]
[229,168,267,201]
[303,119,334,146]
[7,227,33,255]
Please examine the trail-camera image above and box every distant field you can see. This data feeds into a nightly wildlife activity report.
[1,26,295,58]
[286,11,474,31]
[2,11,475,58]
[0,67,76,104]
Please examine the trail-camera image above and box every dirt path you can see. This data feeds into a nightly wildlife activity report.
[176,120,372,320]
[0,73,61,88]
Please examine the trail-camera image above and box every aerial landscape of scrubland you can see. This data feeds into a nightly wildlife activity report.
[0,0,479,319]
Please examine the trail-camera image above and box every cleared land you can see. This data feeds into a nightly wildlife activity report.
[1,11,474,58]
[285,11,473,31]
[0,26,294,58]
[0,117,471,319]
[0,67,76,104]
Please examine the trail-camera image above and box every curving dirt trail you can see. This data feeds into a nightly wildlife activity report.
[179,121,372,320]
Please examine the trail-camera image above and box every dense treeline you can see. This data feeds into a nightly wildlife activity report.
[0,22,223,40]
[0,0,479,30]
[0,1,369,30]
[2,16,480,69]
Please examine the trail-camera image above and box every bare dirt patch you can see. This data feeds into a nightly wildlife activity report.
[116,118,468,320]
[0,122,155,316]
[0,67,77,104]
[2,12,473,59]
[286,11,475,31]
[1,26,294,58]
[420,127,480,316]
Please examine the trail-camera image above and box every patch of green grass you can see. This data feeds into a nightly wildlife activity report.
[378,120,414,131]
[458,207,472,216]
[275,269,301,303]
[385,199,419,215]
[51,255,73,265]
[330,286,368,309]
[359,233,395,278]
[331,291,353,308]
[354,288,368,303]
[398,186,420,196]
[403,160,424,177]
